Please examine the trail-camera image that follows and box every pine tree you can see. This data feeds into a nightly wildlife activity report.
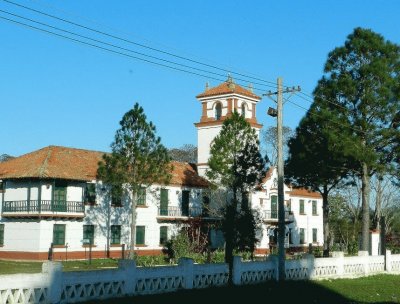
[285,102,353,256]
[206,111,268,282]
[306,28,400,251]
[97,103,171,259]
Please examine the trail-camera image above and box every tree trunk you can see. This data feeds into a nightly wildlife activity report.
[226,189,237,285]
[322,186,330,257]
[129,191,137,259]
[360,162,370,252]
[373,176,382,230]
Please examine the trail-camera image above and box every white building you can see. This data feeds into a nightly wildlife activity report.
[0,78,323,260]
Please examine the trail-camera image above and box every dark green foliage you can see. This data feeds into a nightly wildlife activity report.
[97,103,171,258]
[206,111,268,282]
[288,27,400,252]
[315,28,400,251]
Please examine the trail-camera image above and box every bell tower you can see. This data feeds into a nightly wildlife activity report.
[195,76,262,177]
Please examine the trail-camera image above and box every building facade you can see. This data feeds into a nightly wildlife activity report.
[0,79,323,260]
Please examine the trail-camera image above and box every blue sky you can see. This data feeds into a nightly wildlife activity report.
[1,0,399,156]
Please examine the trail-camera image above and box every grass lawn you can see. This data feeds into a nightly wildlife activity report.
[0,259,118,275]
[85,274,400,304]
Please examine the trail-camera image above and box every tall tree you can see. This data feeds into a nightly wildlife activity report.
[97,103,171,259]
[168,144,197,163]
[206,111,268,283]
[313,28,400,251]
[285,104,351,256]
[262,126,293,165]
[0,154,14,162]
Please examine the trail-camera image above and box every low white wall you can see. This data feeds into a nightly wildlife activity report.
[1,251,399,304]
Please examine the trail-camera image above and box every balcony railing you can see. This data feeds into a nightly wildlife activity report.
[157,206,203,218]
[2,200,85,216]
[263,210,294,222]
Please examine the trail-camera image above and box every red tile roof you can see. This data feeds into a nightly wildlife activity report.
[196,80,261,100]
[287,188,322,199]
[169,162,209,188]
[0,146,209,188]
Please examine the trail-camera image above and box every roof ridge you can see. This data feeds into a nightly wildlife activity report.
[48,145,107,154]
[38,146,52,178]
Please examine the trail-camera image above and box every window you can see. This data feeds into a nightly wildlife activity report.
[84,183,96,204]
[300,199,305,214]
[53,224,66,246]
[312,200,317,215]
[137,187,146,206]
[111,185,123,207]
[83,225,95,245]
[202,195,210,217]
[159,226,168,245]
[136,226,145,245]
[182,190,190,216]
[312,228,318,243]
[215,102,222,120]
[289,228,293,244]
[241,103,246,117]
[271,195,278,219]
[54,181,67,212]
[0,224,4,246]
[286,200,291,212]
[299,228,305,244]
[160,189,169,216]
[0,181,4,192]
[111,225,121,245]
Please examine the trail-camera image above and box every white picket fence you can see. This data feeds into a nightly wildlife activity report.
[1,250,400,304]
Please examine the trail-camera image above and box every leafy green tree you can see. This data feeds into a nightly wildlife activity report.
[312,28,400,250]
[98,103,171,259]
[206,111,268,282]
[285,103,352,256]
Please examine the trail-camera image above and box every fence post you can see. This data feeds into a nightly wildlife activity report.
[178,258,194,290]
[332,251,344,277]
[42,261,63,303]
[232,256,242,285]
[358,251,369,275]
[385,250,392,272]
[118,259,137,296]
[267,254,279,281]
[303,254,315,279]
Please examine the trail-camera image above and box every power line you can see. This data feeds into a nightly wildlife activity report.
[0,14,230,83]
[1,0,278,88]
[0,8,275,90]
[29,0,270,85]
[283,97,367,135]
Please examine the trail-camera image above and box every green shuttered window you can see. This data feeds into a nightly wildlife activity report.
[159,226,168,245]
[300,228,305,244]
[137,187,146,206]
[300,200,305,214]
[313,228,318,243]
[83,225,95,245]
[111,225,121,244]
[271,195,278,219]
[85,184,96,204]
[53,224,66,246]
[312,200,317,215]
[0,224,4,246]
[136,226,145,245]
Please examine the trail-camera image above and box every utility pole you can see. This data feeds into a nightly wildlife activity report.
[264,77,300,281]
